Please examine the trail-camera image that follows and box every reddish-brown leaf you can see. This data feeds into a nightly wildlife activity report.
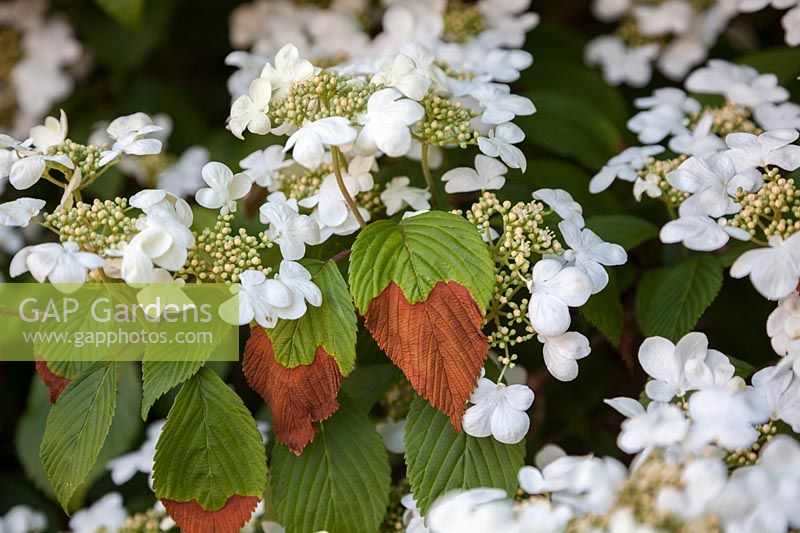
[243,326,342,455]
[35,360,71,403]
[161,495,259,533]
[364,281,488,429]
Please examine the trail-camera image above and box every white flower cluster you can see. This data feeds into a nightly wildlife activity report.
[591,60,800,307]
[0,0,83,137]
[404,331,800,533]
[586,0,800,87]
[457,189,627,445]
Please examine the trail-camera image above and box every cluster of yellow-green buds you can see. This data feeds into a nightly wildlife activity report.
[44,198,140,256]
[178,214,272,283]
[459,191,563,367]
[417,93,480,148]
[729,168,800,243]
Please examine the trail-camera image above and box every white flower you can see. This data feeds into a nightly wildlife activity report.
[532,188,584,226]
[260,43,316,100]
[114,213,194,283]
[638,332,709,402]
[240,145,293,189]
[477,123,526,171]
[107,420,164,486]
[0,505,47,533]
[371,44,433,101]
[633,174,662,201]
[730,232,800,300]
[157,146,210,198]
[299,156,373,229]
[195,161,252,215]
[441,155,507,193]
[69,493,128,533]
[715,436,800,532]
[284,117,358,169]
[686,387,770,450]
[221,270,293,328]
[470,83,535,124]
[755,102,800,130]
[633,0,693,36]
[273,259,323,320]
[228,78,272,139]
[401,494,428,533]
[684,349,744,393]
[589,146,664,193]
[0,197,45,227]
[604,398,689,454]
[666,153,743,217]
[259,199,319,260]
[751,366,800,431]
[9,153,74,190]
[380,176,430,216]
[725,129,800,173]
[356,88,424,157]
[537,331,590,381]
[29,109,67,150]
[659,215,750,251]
[668,114,725,156]
[559,220,627,294]
[592,0,631,21]
[129,189,193,226]
[463,374,533,444]
[11,241,104,286]
[585,36,659,88]
[426,489,513,533]
[783,5,800,46]
[767,294,800,356]
[656,458,728,521]
[686,60,789,108]
[99,112,163,166]
[377,418,406,454]
[628,105,688,145]
[527,259,592,336]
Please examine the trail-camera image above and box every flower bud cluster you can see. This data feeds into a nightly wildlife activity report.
[270,71,376,129]
[725,421,778,468]
[45,141,107,181]
[730,169,800,240]
[691,102,761,137]
[179,214,272,283]
[418,93,479,148]
[118,507,164,533]
[462,191,562,356]
[443,1,487,43]
[45,198,139,254]
[637,155,690,208]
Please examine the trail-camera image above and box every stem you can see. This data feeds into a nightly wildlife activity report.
[331,146,366,229]
[32,219,60,236]
[42,173,66,189]
[331,248,352,263]
[421,143,440,209]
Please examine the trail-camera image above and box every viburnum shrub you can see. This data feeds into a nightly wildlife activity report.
[5,1,800,533]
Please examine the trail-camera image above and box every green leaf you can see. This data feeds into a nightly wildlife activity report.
[39,363,117,511]
[638,256,724,341]
[271,395,391,533]
[153,367,266,510]
[519,91,622,169]
[585,215,659,251]
[93,0,144,28]
[404,395,526,514]
[349,211,494,314]
[579,274,623,347]
[340,364,403,411]
[268,260,357,374]
[738,47,800,85]
[141,361,203,420]
[16,377,59,500]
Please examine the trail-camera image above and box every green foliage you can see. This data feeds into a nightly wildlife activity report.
[404,396,526,514]
[268,260,357,374]
[585,215,659,251]
[340,364,403,411]
[580,273,623,347]
[271,396,391,533]
[93,0,145,28]
[738,47,800,85]
[153,368,266,510]
[349,211,494,313]
[637,256,724,341]
[519,91,622,169]
[39,363,118,511]
[141,361,203,420]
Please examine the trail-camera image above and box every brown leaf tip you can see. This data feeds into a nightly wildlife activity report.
[364,281,488,430]
[243,327,343,455]
[35,360,71,403]
[161,495,260,533]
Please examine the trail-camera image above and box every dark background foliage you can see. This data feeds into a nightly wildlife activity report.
[0,0,797,529]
